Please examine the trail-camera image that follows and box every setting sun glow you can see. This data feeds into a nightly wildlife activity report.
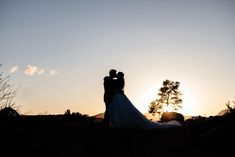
[130,81,200,116]
[162,105,175,113]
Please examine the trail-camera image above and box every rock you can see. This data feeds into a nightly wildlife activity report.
[161,112,184,123]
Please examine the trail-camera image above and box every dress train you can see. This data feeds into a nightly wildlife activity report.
[108,93,181,129]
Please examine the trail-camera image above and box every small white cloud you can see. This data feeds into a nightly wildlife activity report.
[10,66,18,73]
[24,65,44,76]
[49,70,60,76]
[36,68,44,75]
[24,65,37,75]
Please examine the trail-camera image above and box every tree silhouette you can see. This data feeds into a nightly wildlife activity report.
[0,64,20,110]
[64,109,71,115]
[149,79,182,116]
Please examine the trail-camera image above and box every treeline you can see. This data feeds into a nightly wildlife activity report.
[0,107,95,125]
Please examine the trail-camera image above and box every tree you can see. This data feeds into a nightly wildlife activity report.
[64,109,71,115]
[0,64,20,110]
[148,79,182,116]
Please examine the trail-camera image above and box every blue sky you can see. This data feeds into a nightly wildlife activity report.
[1,0,235,116]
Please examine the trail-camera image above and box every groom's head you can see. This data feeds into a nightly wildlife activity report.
[109,69,117,78]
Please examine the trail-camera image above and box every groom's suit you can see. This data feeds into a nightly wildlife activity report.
[103,76,116,126]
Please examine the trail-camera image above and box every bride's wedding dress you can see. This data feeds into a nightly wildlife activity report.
[108,93,182,129]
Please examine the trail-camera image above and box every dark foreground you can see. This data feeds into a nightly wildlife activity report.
[0,114,234,157]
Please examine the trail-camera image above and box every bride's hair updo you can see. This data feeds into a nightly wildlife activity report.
[117,72,124,79]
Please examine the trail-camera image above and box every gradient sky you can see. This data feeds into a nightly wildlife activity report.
[1,0,235,116]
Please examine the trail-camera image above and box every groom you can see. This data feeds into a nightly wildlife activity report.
[103,69,117,127]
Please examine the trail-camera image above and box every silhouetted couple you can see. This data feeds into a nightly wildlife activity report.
[103,69,181,129]
[103,69,124,126]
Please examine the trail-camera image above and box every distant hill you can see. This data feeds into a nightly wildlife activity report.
[217,109,230,116]
[92,113,104,122]
[183,115,192,120]
[93,113,104,119]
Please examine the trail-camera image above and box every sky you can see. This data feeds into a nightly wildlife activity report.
[1,0,235,116]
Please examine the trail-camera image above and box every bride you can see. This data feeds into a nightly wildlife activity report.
[108,72,182,129]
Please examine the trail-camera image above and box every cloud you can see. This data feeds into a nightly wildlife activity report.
[24,65,44,75]
[37,68,44,75]
[10,66,18,73]
[13,65,60,76]
[49,70,60,76]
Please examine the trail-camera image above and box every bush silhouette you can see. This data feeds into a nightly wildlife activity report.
[0,107,20,120]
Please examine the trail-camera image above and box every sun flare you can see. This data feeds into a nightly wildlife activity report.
[162,105,175,112]
[133,82,200,116]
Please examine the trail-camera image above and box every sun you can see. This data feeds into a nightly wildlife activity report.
[162,104,175,112]
[132,82,199,116]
